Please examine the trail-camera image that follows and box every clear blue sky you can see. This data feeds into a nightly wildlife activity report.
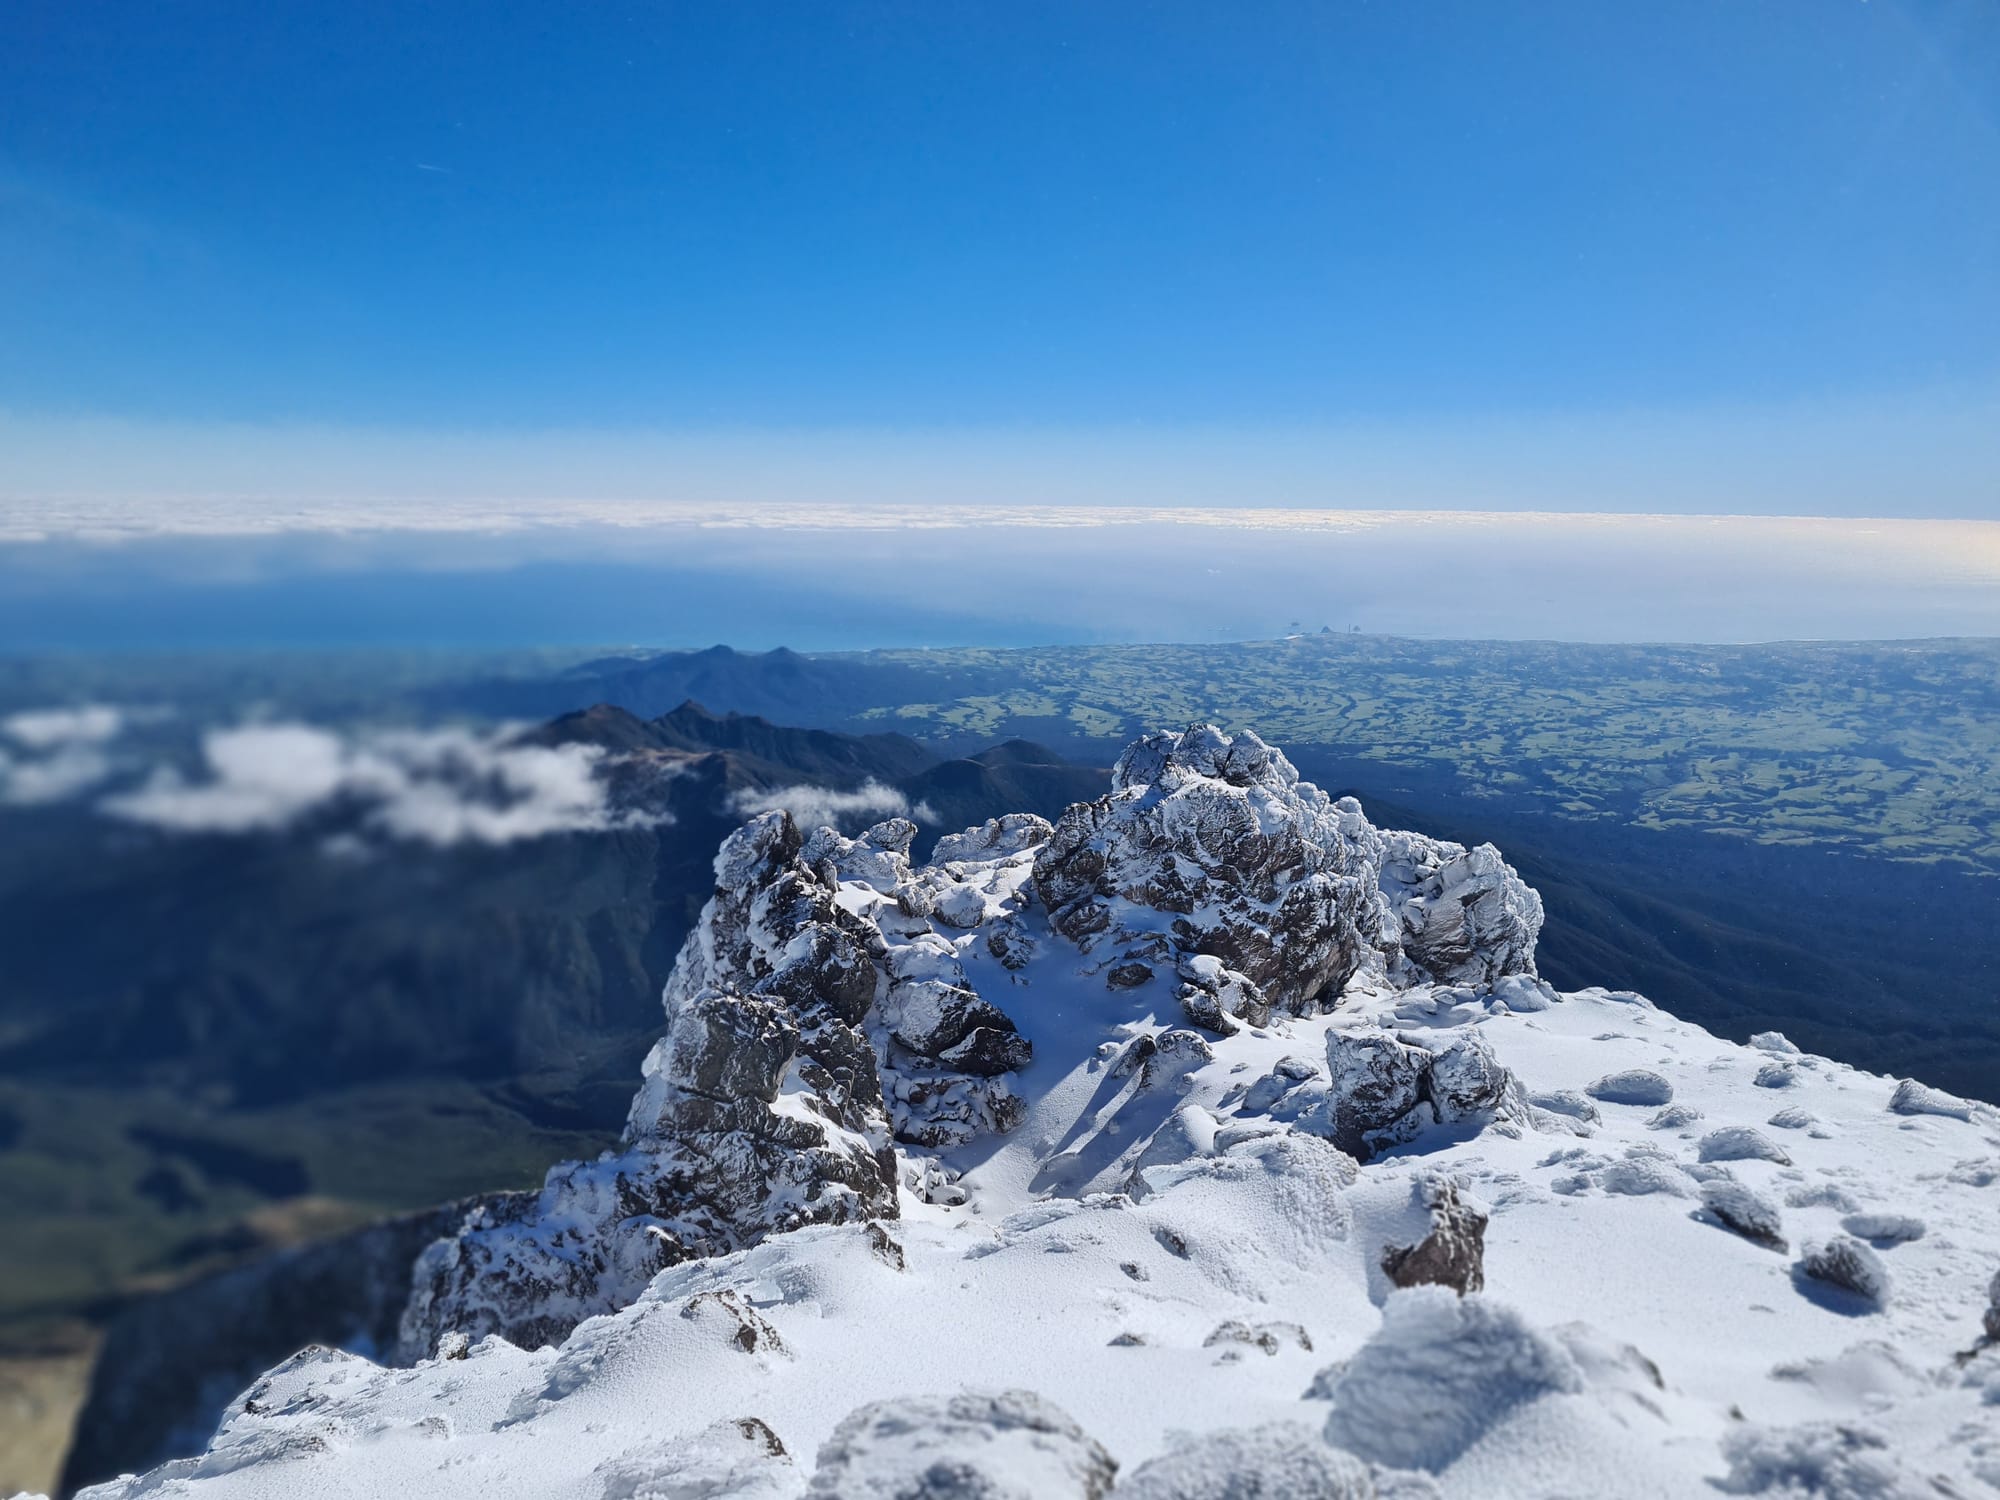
[3,1,1998,512]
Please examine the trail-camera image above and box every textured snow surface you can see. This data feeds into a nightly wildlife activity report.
[53,728,2000,1500]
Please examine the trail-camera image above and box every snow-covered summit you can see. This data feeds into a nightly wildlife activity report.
[60,728,2000,1500]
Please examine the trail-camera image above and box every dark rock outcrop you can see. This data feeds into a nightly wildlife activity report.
[1382,1177,1489,1295]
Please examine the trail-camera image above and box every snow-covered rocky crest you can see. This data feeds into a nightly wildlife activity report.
[58,727,2000,1500]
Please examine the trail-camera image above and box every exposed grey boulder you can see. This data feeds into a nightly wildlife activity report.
[1175,954,1271,1035]
[1382,1178,1489,1295]
[1586,1069,1674,1107]
[1985,1268,2000,1343]
[806,1390,1117,1499]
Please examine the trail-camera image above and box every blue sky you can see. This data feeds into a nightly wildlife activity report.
[3,1,1999,515]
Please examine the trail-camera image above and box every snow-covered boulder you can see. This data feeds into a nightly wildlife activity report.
[1700,1178,1787,1251]
[1322,1026,1526,1161]
[1587,1068,1675,1106]
[1116,1423,1373,1499]
[593,1417,802,1500]
[1032,727,1399,1012]
[1888,1078,1976,1121]
[806,1390,1115,1499]
[1317,1288,1582,1471]
[1796,1235,1892,1308]
[1698,1126,1792,1166]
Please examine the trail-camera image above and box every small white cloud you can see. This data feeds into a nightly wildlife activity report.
[101,723,670,846]
[0,703,130,804]
[730,780,927,831]
[0,743,115,805]
[2,703,126,750]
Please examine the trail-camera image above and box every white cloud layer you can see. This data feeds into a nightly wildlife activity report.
[101,724,668,846]
[730,780,933,830]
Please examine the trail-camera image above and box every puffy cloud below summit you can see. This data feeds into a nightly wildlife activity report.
[100,723,669,846]
[729,779,933,830]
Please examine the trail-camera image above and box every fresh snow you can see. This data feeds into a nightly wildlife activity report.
[44,728,2000,1500]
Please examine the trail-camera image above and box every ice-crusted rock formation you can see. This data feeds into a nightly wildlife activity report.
[402,809,1028,1356]
[1032,725,1541,1032]
[68,724,2000,1500]
[807,1390,1117,1499]
[402,726,1540,1356]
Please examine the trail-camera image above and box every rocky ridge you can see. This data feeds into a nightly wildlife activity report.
[55,726,2000,1500]
[399,726,1541,1357]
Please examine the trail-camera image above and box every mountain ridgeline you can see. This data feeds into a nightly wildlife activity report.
[455,644,2000,1106]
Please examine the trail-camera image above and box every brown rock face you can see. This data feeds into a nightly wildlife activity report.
[1382,1177,1490,1295]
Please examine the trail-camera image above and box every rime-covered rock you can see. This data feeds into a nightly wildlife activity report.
[592,1417,801,1500]
[1701,1178,1787,1251]
[1321,1026,1525,1161]
[1588,1069,1674,1107]
[1796,1236,1891,1307]
[1888,1078,1976,1121]
[400,812,1016,1356]
[1841,1213,1925,1245]
[1377,830,1544,987]
[1116,1423,1373,1499]
[1698,1126,1792,1166]
[806,1390,1116,1499]
[1032,726,1399,1011]
[1318,1288,1582,1472]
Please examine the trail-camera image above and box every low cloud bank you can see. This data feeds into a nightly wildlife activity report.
[97,723,670,846]
[730,780,933,830]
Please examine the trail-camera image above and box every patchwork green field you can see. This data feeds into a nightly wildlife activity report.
[832,635,2000,873]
